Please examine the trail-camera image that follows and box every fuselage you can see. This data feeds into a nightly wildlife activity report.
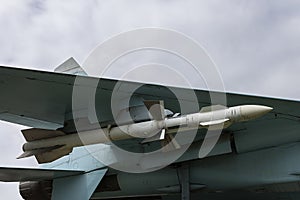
[91,142,300,199]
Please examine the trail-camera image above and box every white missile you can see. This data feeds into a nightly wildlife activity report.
[19,105,272,158]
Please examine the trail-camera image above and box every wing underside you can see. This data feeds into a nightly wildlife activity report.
[0,167,84,182]
[1,64,300,159]
[0,64,299,131]
[1,64,300,200]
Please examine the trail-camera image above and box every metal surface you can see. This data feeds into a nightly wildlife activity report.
[0,65,300,199]
[18,105,272,163]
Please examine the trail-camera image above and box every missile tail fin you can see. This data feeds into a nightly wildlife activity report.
[141,128,166,143]
[144,100,165,120]
[20,128,72,164]
[17,145,72,164]
[21,128,66,142]
[161,134,181,152]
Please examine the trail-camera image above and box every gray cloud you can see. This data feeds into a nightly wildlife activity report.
[0,0,300,199]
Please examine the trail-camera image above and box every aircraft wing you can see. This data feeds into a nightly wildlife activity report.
[0,64,299,132]
[1,64,300,200]
[0,65,74,129]
[1,64,300,163]
[0,166,108,200]
[0,167,84,182]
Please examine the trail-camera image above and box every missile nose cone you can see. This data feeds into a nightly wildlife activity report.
[240,105,273,121]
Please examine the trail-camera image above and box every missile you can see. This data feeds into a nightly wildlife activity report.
[19,104,272,159]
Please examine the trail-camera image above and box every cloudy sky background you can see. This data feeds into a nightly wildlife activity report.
[0,0,300,199]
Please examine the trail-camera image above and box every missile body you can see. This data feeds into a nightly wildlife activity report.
[22,105,272,154]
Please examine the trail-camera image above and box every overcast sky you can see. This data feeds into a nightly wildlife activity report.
[0,0,300,199]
